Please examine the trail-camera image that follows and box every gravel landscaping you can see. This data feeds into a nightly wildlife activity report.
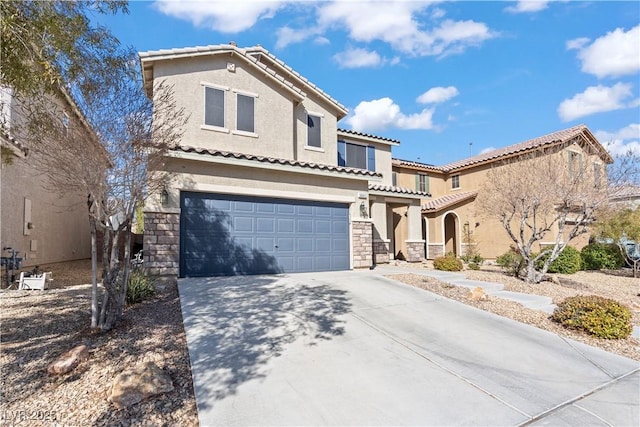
[2,259,638,426]
[388,264,640,361]
[0,259,197,426]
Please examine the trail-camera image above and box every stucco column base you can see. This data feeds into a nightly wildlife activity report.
[405,240,425,262]
[144,211,180,277]
[373,239,390,264]
[352,220,373,269]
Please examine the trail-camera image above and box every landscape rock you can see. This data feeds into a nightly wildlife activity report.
[468,286,489,301]
[47,345,89,375]
[109,361,174,409]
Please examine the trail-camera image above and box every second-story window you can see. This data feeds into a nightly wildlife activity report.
[593,162,602,188]
[307,114,322,148]
[416,173,429,193]
[392,172,398,186]
[337,140,376,172]
[568,151,582,178]
[451,174,460,189]
[204,86,225,128]
[236,93,255,133]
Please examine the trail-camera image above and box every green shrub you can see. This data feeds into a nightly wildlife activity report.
[433,256,463,272]
[551,295,632,339]
[468,262,481,270]
[461,253,484,265]
[537,246,582,274]
[126,269,155,305]
[581,243,625,270]
[496,248,525,277]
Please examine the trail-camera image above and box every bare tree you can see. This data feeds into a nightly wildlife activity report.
[477,146,611,283]
[13,62,187,329]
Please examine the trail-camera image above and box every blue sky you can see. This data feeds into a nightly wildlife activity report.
[94,0,640,165]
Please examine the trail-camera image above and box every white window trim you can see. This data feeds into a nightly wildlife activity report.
[451,174,461,190]
[201,82,228,130]
[234,92,257,136]
[232,88,259,98]
[231,129,258,138]
[304,145,325,153]
[201,124,230,133]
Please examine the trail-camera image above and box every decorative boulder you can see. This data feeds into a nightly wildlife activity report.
[47,345,89,375]
[468,287,489,302]
[108,362,174,408]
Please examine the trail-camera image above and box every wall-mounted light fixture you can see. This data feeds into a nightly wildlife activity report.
[360,201,368,218]
[160,187,169,207]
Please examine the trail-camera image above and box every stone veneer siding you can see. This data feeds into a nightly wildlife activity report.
[405,241,425,262]
[352,220,373,269]
[373,240,390,264]
[427,244,444,259]
[144,212,180,276]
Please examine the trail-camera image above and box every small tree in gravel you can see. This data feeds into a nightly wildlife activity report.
[477,144,638,284]
[594,207,640,278]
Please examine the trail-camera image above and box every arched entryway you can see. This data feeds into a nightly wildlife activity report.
[444,212,458,256]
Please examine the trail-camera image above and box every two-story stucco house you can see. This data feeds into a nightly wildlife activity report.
[392,125,614,260]
[139,43,428,277]
[1,86,93,267]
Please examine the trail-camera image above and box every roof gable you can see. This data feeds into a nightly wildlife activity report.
[139,44,347,118]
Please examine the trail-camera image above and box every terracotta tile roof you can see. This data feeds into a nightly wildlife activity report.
[610,184,640,201]
[422,191,478,213]
[392,158,444,172]
[368,184,431,197]
[439,124,612,172]
[1,128,28,155]
[170,145,382,178]
[338,128,400,145]
[394,125,612,174]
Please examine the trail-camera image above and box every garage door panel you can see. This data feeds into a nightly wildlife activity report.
[233,217,254,232]
[180,192,350,277]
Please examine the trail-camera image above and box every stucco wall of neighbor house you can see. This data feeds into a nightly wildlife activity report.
[152,54,340,166]
[398,140,607,260]
[1,152,91,267]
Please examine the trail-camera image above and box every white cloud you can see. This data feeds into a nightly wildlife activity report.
[346,97,434,132]
[480,147,497,154]
[505,0,551,14]
[569,25,640,78]
[595,124,640,156]
[277,1,496,58]
[417,86,459,104]
[154,0,287,33]
[333,48,383,68]
[557,83,634,122]
[566,37,589,51]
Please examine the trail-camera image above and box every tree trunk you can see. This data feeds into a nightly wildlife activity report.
[90,219,99,328]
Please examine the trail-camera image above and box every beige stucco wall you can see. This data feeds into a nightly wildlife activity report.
[152,54,339,166]
[149,157,369,218]
[1,150,91,267]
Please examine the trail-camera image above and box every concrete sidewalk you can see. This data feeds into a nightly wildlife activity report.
[179,270,639,426]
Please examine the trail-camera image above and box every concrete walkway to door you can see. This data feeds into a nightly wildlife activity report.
[178,269,640,426]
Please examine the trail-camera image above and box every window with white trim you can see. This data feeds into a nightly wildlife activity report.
[307,114,322,148]
[204,86,225,128]
[417,173,429,193]
[451,174,460,189]
[236,93,255,133]
[337,140,376,171]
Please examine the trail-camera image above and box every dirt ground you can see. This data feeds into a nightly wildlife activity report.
[0,259,198,426]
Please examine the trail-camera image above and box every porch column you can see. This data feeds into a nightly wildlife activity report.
[405,202,425,262]
[370,199,390,264]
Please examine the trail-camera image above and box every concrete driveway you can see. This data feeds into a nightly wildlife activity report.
[178,269,639,426]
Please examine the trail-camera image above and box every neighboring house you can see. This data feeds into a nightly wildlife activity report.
[0,86,92,267]
[393,125,614,259]
[610,184,640,209]
[139,43,428,277]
